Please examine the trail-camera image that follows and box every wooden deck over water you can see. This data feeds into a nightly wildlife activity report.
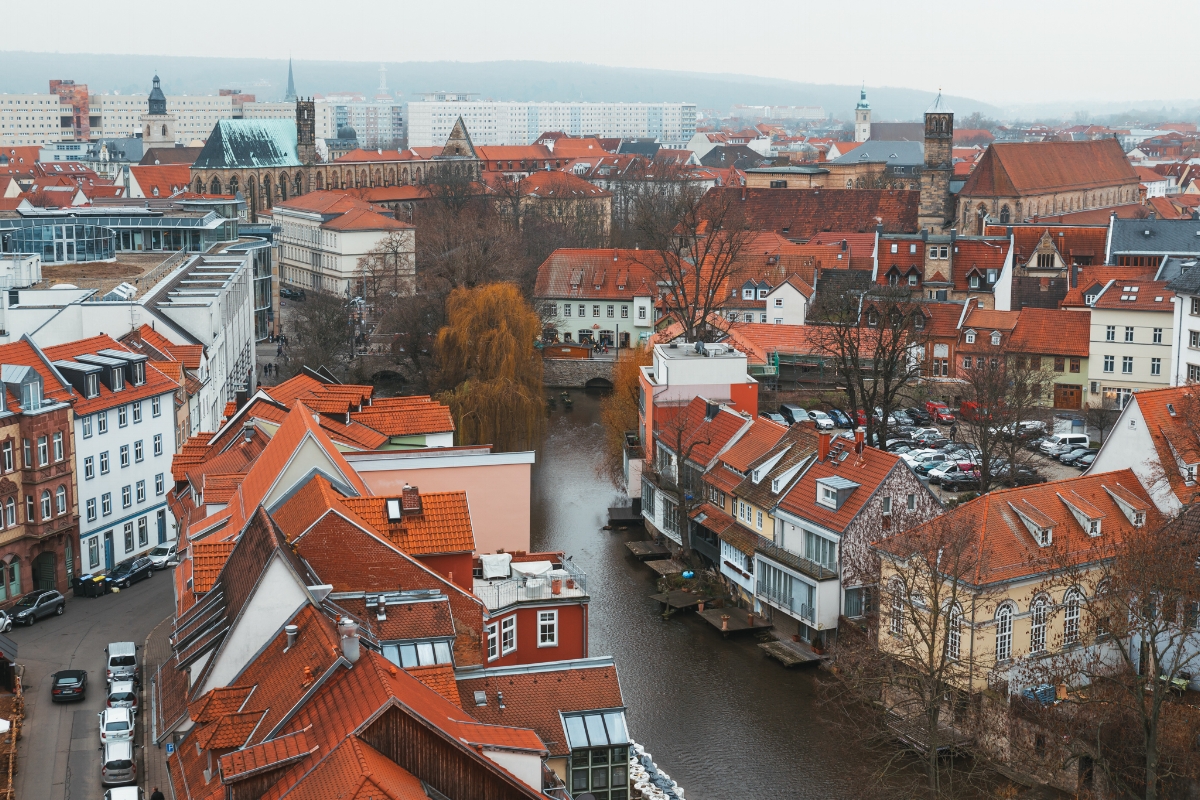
[759,638,825,667]
[625,540,671,560]
[698,608,773,637]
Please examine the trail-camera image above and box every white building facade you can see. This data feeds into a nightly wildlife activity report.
[406,96,697,148]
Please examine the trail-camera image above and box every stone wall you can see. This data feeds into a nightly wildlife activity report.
[542,357,615,388]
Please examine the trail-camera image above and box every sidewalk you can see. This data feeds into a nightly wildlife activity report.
[142,614,173,796]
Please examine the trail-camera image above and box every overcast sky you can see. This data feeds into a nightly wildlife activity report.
[4,0,1190,107]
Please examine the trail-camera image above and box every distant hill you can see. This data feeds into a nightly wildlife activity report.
[0,51,1003,122]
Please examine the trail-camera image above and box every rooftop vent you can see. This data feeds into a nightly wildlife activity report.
[285,624,298,650]
[474,690,487,706]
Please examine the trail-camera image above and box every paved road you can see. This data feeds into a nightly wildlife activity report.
[10,567,173,800]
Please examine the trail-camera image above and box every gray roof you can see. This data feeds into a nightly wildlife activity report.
[832,140,923,166]
[192,120,301,170]
[1164,258,1200,293]
[1110,217,1200,257]
[927,92,952,114]
[867,122,925,142]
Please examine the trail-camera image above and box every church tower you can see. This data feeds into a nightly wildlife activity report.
[296,97,316,165]
[854,86,871,143]
[140,74,176,147]
[918,92,954,233]
[285,58,297,102]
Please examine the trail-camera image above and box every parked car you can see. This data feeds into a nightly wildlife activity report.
[147,543,177,570]
[905,406,932,425]
[108,557,153,589]
[855,409,868,426]
[925,400,955,423]
[780,404,809,426]
[918,435,951,450]
[12,589,65,625]
[99,707,135,745]
[105,788,144,800]
[885,438,917,452]
[901,450,941,468]
[1026,436,1049,452]
[941,470,983,492]
[892,410,914,426]
[0,609,11,633]
[996,465,1046,486]
[101,740,136,787]
[106,680,138,712]
[873,407,896,426]
[809,410,835,430]
[915,456,953,477]
[105,642,139,685]
[927,461,978,485]
[760,412,786,425]
[1076,453,1097,470]
[50,669,87,702]
[1060,447,1097,465]
[1040,433,1090,456]
[828,409,853,428]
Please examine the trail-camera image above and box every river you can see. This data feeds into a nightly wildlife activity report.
[530,391,883,800]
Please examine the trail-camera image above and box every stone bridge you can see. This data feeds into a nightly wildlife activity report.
[542,357,615,389]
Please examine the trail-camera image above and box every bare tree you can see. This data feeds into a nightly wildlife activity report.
[955,355,1055,492]
[831,512,1005,798]
[635,184,754,342]
[1085,405,1122,445]
[356,230,415,316]
[280,291,353,379]
[812,288,927,447]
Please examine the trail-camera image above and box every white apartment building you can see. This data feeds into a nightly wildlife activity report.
[0,94,72,147]
[96,94,235,142]
[46,338,177,572]
[274,193,414,297]
[243,100,334,141]
[406,95,698,148]
[1086,279,1175,408]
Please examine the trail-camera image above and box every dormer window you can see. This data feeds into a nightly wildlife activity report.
[1088,519,1101,536]
[1039,528,1051,546]
[21,381,40,411]
[130,362,145,386]
[964,331,976,344]
[1134,511,1145,527]
[990,331,1001,346]
[819,485,838,508]
[85,374,98,398]
[743,288,754,300]
[969,275,981,289]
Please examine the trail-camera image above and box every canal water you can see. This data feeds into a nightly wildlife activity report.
[530,392,881,799]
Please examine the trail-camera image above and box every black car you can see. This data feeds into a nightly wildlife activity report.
[917,435,951,449]
[108,557,153,589]
[50,669,87,702]
[941,470,983,492]
[893,410,914,426]
[885,439,917,452]
[828,409,852,428]
[905,407,932,425]
[1061,448,1098,466]
[12,589,65,625]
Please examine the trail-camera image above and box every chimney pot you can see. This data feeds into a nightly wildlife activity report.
[854,426,865,454]
[285,624,298,649]
[338,618,361,663]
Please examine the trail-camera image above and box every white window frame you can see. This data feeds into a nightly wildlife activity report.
[500,616,517,655]
[537,610,559,647]
[485,623,498,661]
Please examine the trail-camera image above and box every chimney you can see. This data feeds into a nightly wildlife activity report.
[818,430,831,462]
[338,618,360,663]
[242,421,255,444]
[921,229,929,242]
[376,599,387,621]
[705,401,719,420]
[854,426,865,454]
[401,483,422,515]
[950,228,957,243]
[285,624,298,650]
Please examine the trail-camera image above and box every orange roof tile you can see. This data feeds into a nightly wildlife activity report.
[1006,308,1091,357]
[405,664,460,707]
[719,418,788,473]
[778,446,905,533]
[961,139,1139,197]
[191,539,236,593]
[340,492,475,555]
[194,709,264,750]
[189,685,254,723]
[1092,279,1175,311]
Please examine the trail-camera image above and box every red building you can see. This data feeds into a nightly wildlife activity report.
[49,79,91,141]
[475,551,589,667]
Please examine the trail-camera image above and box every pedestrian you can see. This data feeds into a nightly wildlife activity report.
[150,788,165,800]
[277,344,283,357]
[949,422,958,442]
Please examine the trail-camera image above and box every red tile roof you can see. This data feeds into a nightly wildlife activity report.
[1061,266,1157,307]
[875,470,1160,585]
[340,492,476,555]
[273,191,412,231]
[1091,279,1175,311]
[719,418,789,473]
[1006,308,1091,357]
[130,164,192,197]
[777,446,905,533]
[352,396,455,437]
[989,224,1109,267]
[655,397,750,466]
[43,335,179,415]
[274,735,428,800]
[405,664,460,707]
[534,248,659,300]
[702,187,919,239]
[961,139,1139,197]
[519,169,611,198]
[1127,386,1200,504]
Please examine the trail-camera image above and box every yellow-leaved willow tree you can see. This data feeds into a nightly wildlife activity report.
[436,283,546,452]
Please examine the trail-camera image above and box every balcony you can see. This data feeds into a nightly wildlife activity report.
[754,537,837,583]
[473,558,588,612]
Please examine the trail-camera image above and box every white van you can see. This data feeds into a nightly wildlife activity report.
[1040,433,1090,455]
[105,642,138,685]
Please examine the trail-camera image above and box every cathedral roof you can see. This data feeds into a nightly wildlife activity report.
[960,139,1138,198]
[192,120,301,170]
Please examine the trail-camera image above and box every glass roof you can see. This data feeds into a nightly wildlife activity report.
[562,709,629,749]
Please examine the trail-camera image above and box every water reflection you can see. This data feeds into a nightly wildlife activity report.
[530,391,881,799]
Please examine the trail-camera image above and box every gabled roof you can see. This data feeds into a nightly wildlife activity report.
[654,396,750,467]
[340,492,476,555]
[988,224,1109,267]
[1126,386,1200,504]
[43,334,179,415]
[193,119,301,170]
[718,418,789,473]
[1090,279,1174,311]
[130,164,192,197]
[700,187,920,238]
[534,248,658,300]
[960,139,1139,197]
[874,470,1160,585]
[778,443,904,534]
[733,423,820,511]
[519,169,611,199]
[1006,308,1091,357]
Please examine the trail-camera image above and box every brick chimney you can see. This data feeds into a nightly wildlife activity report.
[854,426,865,454]
[401,483,422,515]
[818,430,831,462]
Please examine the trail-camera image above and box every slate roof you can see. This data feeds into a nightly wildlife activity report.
[702,188,919,239]
[1166,260,1200,293]
[832,140,923,166]
[868,122,926,142]
[1110,217,1200,256]
[960,139,1138,197]
[192,120,301,170]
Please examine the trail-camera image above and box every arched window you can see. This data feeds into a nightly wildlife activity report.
[55,485,66,515]
[947,604,963,661]
[210,177,222,195]
[889,579,905,637]
[7,558,18,599]
[1063,589,1082,644]
[5,499,13,528]
[40,490,51,521]
[1094,579,1111,637]
[316,172,324,191]
[1030,596,1048,653]
[193,178,203,194]
[402,167,410,185]
[995,603,1014,661]
[161,124,168,137]
[294,175,303,197]
[999,205,1010,224]
[278,173,288,202]
[228,176,239,196]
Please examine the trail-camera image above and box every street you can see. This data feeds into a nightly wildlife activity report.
[10,566,174,800]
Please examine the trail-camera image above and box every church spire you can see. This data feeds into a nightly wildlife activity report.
[285,57,296,101]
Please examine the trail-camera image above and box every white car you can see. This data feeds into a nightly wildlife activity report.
[900,449,940,467]
[104,788,143,800]
[809,411,835,430]
[147,543,177,570]
[927,461,976,484]
[99,707,135,745]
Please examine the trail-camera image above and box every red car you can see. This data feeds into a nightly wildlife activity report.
[925,400,955,423]
[855,409,867,426]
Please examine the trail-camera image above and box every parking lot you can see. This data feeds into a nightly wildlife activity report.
[10,564,173,800]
